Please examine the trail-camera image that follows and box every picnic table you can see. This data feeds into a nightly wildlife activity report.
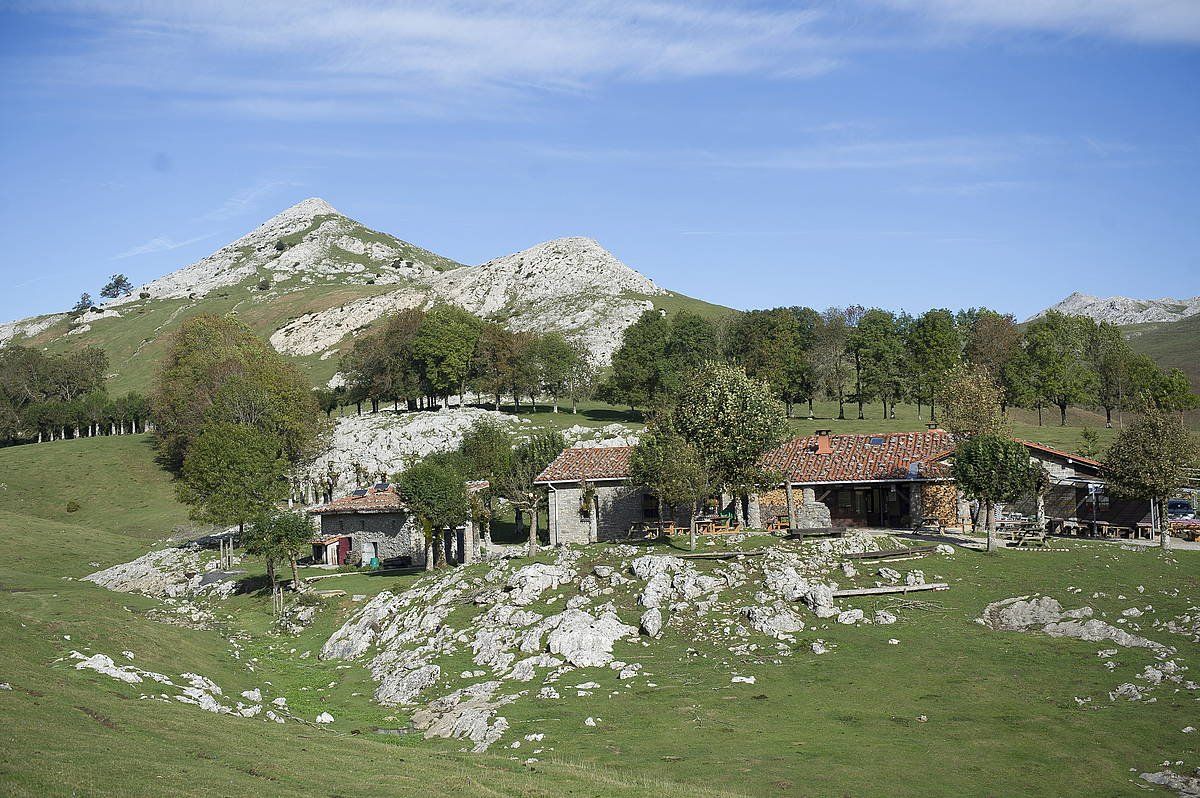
[693,514,740,535]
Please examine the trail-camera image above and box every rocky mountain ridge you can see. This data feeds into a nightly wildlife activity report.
[3,198,672,369]
[1028,291,1200,326]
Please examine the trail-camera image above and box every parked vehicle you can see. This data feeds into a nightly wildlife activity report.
[1167,499,1196,520]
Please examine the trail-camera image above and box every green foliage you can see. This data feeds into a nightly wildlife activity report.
[669,362,788,495]
[604,309,721,409]
[410,304,482,398]
[99,274,133,299]
[630,421,709,517]
[936,364,1009,440]
[1078,426,1101,459]
[65,500,80,513]
[177,422,285,530]
[151,314,327,471]
[952,435,1032,505]
[458,418,514,482]
[725,308,813,414]
[1104,406,1198,506]
[397,459,469,531]
[906,308,961,415]
[245,509,314,588]
[71,293,93,314]
[1024,311,1097,425]
[494,431,564,511]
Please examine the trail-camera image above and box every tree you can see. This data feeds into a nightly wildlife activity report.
[151,314,327,472]
[100,274,133,299]
[935,364,1009,440]
[662,311,720,396]
[177,422,285,536]
[630,421,709,549]
[1085,321,1132,427]
[470,323,517,410]
[72,293,93,314]
[564,343,597,414]
[811,310,853,420]
[397,459,470,568]
[532,333,580,413]
[1104,406,1199,549]
[494,431,564,555]
[1024,311,1096,426]
[852,309,905,420]
[953,435,1032,553]
[602,310,670,409]
[341,309,424,412]
[670,362,788,524]
[509,332,543,410]
[411,304,481,408]
[246,509,315,592]
[906,309,960,421]
[724,308,809,416]
[459,418,514,481]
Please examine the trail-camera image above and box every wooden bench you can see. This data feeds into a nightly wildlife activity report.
[1010,526,1048,547]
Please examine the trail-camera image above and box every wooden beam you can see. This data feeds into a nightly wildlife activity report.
[677,549,769,560]
[833,583,949,597]
[842,545,937,560]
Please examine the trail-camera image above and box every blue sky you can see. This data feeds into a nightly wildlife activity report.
[1,1,1198,323]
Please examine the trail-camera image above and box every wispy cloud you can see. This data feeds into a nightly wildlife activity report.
[10,1,839,118]
[113,232,215,259]
[877,0,1200,44]
[199,179,302,222]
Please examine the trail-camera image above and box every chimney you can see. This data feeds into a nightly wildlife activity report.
[815,430,833,455]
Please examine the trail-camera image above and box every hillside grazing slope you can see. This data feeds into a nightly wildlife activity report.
[1124,312,1200,391]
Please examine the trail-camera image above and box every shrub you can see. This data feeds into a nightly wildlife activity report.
[274,239,287,252]
[257,278,271,291]
[65,500,80,513]
[139,291,151,299]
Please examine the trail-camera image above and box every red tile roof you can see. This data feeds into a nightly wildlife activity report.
[535,445,634,483]
[535,431,956,485]
[309,486,407,515]
[1014,439,1102,470]
[762,430,955,484]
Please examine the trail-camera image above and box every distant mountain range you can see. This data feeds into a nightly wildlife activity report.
[0,199,727,392]
[1027,291,1200,326]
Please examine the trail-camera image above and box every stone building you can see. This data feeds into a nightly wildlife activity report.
[536,430,963,540]
[308,482,487,568]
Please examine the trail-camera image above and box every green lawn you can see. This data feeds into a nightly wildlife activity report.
[1,435,1196,797]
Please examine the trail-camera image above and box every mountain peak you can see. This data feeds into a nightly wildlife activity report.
[265,197,339,226]
[1028,292,1200,325]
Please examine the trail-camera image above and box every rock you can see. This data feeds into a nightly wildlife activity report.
[977,596,1064,630]
[874,610,897,625]
[638,572,673,609]
[507,563,574,606]
[85,546,231,600]
[640,608,663,638]
[878,567,901,581]
[1140,769,1200,797]
[837,609,864,625]
[811,640,829,655]
[1122,607,1144,618]
[841,562,858,578]
[584,717,598,727]
[315,712,334,724]
[546,609,637,668]
[630,555,683,580]
[1042,620,1168,652]
[887,639,900,645]
[412,681,516,753]
[592,565,615,579]
[731,675,756,684]
[802,584,839,618]
[743,605,804,637]
[905,570,925,586]
[73,653,145,684]
[935,544,955,555]
[375,664,441,706]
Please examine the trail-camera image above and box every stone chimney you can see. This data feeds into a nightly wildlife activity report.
[815,430,833,455]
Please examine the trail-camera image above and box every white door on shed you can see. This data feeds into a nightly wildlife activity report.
[362,541,377,565]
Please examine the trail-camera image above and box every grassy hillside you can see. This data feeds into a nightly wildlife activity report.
[0,436,1196,797]
[1124,313,1200,392]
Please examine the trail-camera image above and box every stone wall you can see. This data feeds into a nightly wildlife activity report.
[320,512,425,566]
[549,482,667,543]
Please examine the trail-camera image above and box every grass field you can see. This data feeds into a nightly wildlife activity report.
[1,436,1197,797]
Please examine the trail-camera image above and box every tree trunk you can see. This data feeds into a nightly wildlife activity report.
[431,527,444,568]
[572,396,578,414]
[290,556,300,589]
[1104,406,1112,428]
[1059,403,1068,427]
[1037,405,1043,426]
[515,509,524,540]
[690,501,697,552]
[837,396,845,420]
[527,505,539,556]
[985,501,997,553]
[807,398,814,420]
[552,395,559,413]
[1159,498,1172,550]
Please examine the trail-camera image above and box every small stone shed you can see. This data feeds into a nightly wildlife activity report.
[308,482,488,568]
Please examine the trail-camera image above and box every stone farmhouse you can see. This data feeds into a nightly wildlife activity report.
[308,482,488,568]
[535,430,1153,543]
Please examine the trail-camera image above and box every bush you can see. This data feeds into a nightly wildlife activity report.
[65,500,80,513]
[257,278,271,291]
[139,291,151,299]
[274,239,287,252]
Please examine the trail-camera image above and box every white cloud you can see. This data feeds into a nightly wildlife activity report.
[113,232,214,259]
[199,179,302,222]
[878,0,1200,44]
